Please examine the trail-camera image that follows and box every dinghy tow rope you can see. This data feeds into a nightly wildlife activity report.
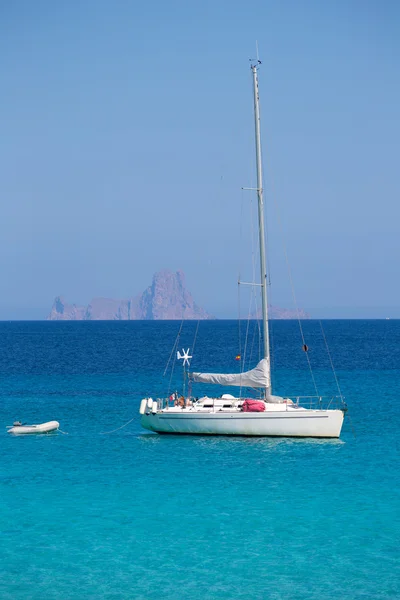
[100,417,136,435]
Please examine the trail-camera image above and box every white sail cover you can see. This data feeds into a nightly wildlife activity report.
[190,358,270,389]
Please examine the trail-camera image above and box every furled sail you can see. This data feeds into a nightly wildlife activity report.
[190,358,270,389]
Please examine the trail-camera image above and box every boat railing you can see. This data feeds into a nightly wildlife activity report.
[292,396,346,410]
[157,396,345,411]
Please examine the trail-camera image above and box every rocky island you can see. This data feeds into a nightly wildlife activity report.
[47,269,309,320]
[47,270,211,320]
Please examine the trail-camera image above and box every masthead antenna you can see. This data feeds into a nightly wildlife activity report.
[250,41,262,69]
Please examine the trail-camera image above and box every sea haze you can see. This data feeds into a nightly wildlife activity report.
[1,320,399,600]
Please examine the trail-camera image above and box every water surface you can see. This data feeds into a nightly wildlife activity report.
[1,320,398,599]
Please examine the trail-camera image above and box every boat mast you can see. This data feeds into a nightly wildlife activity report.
[251,61,271,397]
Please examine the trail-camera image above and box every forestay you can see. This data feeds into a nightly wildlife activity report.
[190,358,270,389]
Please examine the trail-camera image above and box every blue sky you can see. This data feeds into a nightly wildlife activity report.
[1,0,399,318]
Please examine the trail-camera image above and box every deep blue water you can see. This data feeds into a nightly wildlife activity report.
[1,320,399,599]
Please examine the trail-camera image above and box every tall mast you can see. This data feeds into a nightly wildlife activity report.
[251,61,271,397]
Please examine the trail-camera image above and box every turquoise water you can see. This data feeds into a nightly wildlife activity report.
[1,321,399,599]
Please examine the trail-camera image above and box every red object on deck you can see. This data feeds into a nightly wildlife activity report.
[242,400,265,412]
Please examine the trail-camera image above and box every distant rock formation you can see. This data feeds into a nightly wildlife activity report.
[248,306,310,320]
[47,270,212,321]
[48,270,310,321]
[247,304,310,320]
[268,306,310,320]
[139,270,210,320]
[47,296,86,321]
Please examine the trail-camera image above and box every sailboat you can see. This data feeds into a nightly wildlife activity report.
[140,61,346,438]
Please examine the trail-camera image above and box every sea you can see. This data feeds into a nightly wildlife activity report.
[1,320,399,600]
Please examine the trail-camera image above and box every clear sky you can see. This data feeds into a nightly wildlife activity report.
[1,0,399,319]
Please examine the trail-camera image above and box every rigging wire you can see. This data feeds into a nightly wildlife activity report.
[268,283,275,377]
[163,319,185,395]
[242,296,253,375]
[243,191,258,372]
[250,188,262,370]
[318,320,353,434]
[247,196,256,370]
[248,316,257,367]
[191,320,200,362]
[237,186,245,373]
[319,320,343,400]
[163,320,184,376]
[263,154,319,397]
[237,278,242,364]
[238,124,257,380]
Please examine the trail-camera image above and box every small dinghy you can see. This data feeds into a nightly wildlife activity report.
[7,421,60,435]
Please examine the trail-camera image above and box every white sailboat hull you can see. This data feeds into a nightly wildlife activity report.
[141,409,344,438]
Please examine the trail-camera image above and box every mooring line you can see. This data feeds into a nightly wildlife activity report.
[100,417,135,435]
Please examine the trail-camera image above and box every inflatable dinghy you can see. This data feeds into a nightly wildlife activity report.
[7,421,60,435]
